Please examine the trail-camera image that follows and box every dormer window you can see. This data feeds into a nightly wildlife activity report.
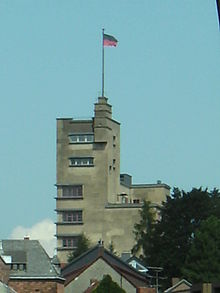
[11,263,26,271]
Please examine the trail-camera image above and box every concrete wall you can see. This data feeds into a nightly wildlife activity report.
[56,97,170,263]
[131,185,169,205]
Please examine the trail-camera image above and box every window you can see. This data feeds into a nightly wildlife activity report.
[122,196,128,204]
[63,211,83,223]
[11,263,26,271]
[133,199,140,204]
[62,237,79,248]
[113,135,116,147]
[69,134,94,143]
[62,185,83,197]
[69,157,94,167]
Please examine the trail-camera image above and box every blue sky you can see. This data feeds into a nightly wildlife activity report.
[0,1,220,243]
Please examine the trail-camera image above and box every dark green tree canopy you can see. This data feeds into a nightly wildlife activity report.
[182,216,220,283]
[133,188,220,288]
[132,200,156,256]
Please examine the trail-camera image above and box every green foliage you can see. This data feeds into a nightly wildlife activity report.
[92,274,126,293]
[132,200,156,257]
[133,188,220,288]
[108,241,117,255]
[182,216,220,283]
[67,233,90,263]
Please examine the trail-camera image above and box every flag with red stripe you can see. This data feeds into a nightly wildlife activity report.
[103,34,118,47]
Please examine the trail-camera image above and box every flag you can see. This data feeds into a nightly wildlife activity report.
[103,34,118,47]
[217,0,220,27]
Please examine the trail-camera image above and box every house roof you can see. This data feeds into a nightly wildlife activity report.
[126,256,149,272]
[62,244,150,289]
[164,279,192,293]
[1,239,64,281]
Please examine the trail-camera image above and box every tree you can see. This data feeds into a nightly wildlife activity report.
[132,200,156,257]
[108,241,117,255]
[67,233,90,263]
[182,216,220,283]
[92,275,126,293]
[133,188,220,288]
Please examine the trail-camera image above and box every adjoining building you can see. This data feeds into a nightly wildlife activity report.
[56,96,170,263]
[164,279,192,293]
[0,238,64,293]
[61,243,155,293]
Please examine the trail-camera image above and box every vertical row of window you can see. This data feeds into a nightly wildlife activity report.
[62,133,116,250]
[113,135,116,147]
[68,133,94,167]
[60,134,94,249]
[110,135,116,171]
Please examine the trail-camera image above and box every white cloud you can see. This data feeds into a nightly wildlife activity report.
[10,219,56,257]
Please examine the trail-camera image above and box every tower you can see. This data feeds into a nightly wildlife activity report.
[56,97,170,263]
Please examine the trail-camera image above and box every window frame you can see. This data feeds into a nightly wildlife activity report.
[62,210,83,223]
[69,133,94,144]
[69,157,94,167]
[62,185,83,198]
[62,237,79,248]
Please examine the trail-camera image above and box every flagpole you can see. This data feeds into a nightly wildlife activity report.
[102,28,105,97]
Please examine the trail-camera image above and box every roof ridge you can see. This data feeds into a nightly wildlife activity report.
[164,279,192,293]
[62,244,100,271]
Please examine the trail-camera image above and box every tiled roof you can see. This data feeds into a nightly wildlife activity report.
[62,244,150,288]
[1,240,64,281]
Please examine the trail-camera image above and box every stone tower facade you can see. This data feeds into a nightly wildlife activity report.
[56,97,170,263]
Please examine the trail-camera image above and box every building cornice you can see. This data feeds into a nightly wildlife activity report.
[105,203,142,209]
[9,276,65,282]
[131,183,170,190]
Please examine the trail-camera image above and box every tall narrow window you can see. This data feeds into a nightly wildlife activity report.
[113,135,116,147]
